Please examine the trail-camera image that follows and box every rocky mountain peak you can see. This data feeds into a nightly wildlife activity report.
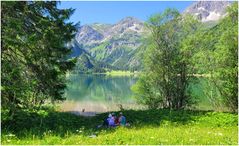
[75,25,104,44]
[107,17,144,37]
[184,1,231,22]
[117,16,143,25]
[90,23,112,35]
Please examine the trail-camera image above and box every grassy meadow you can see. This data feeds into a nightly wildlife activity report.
[1,108,238,145]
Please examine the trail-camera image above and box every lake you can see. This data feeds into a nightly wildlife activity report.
[60,74,226,116]
[61,74,143,116]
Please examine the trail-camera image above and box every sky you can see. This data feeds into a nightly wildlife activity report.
[58,1,194,25]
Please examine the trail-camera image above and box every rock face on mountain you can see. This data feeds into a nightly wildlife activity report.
[184,1,230,22]
[73,17,145,71]
[71,1,231,72]
[75,25,104,46]
[106,17,144,37]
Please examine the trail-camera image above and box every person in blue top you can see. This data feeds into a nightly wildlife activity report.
[119,112,126,126]
[108,113,116,127]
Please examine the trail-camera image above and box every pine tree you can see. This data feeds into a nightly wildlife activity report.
[1,1,77,115]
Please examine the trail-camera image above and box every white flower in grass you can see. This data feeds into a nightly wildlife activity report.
[214,132,223,136]
[217,132,223,136]
[6,134,15,137]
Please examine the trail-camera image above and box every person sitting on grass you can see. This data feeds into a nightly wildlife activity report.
[101,114,111,127]
[99,112,127,128]
[108,113,115,127]
[114,114,120,126]
[119,112,126,126]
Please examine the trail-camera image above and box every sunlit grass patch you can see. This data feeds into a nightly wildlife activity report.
[1,108,238,145]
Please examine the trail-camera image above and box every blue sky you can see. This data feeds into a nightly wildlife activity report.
[58,1,194,25]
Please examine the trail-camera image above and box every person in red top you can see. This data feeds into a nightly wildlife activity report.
[115,115,120,126]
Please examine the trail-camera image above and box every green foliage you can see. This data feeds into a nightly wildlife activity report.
[1,108,237,144]
[193,2,238,111]
[133,9,202,109]
[212,2,238,111]
[132,74,162,109]
[133,3,238,112]
[1,1,76,115]
[74,54,94,72]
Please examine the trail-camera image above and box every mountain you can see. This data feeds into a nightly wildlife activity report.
[72,16,145,71]
[184,1,230,22]
[68,39,117,73]
[71,1,231,72]
[90,23,112,35]
[75,25,104,50]
[105,17,144,38]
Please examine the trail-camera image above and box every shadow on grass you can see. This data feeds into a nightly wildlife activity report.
[1,108,237,138]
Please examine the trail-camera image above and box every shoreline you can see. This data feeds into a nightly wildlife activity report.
[68,70,140,76]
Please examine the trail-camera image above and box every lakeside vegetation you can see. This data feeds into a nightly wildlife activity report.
[105,70,138,76]
[132,3,238,111]
[2,107,237,145]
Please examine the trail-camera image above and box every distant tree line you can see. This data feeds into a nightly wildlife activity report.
[132,2,238,112]
[1,1,77,116]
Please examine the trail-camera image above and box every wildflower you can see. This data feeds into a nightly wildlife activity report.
[89,134,97,138]
[217,132,223,136]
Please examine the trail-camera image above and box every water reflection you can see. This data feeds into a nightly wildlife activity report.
[61,75,226,115]
[61,74,140,115]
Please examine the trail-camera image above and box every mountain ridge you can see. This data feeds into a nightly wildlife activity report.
[183,1,230,22]
[72,16,145,71]
[71,1,231,72]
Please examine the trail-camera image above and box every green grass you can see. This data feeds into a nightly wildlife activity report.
[105,70,138,76]
[1,108,238,145]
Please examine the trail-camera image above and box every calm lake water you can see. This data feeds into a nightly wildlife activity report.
[60,74,226,115]
[61,74,142,116]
